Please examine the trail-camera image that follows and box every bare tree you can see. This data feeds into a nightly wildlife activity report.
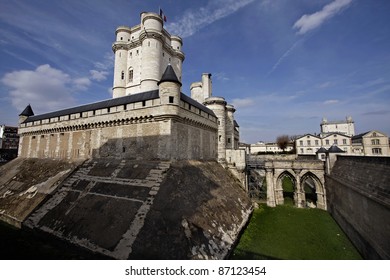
[276,135,290,152]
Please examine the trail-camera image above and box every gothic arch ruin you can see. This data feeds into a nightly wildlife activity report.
[248,158,326,210]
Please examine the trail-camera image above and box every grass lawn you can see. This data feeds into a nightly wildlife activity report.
[230,204,362,260]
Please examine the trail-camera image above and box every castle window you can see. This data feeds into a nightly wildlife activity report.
[128,39,130,41]
[343,139,347,145]
[169,96,174,103]
[315,140,319,145]
[128,68,133,82]
[325,140,329,145]
[163,52,165,57]
[148,41,150,47]
[120,37,123,40]
[334,139,338,144]
[32,136,36,139]
[130,52,132,58]
[307,140,311,146]
[107,107,111,113]
[124,104,127,110]
[227,138,231,144]
[136,50,139,55]
[372,148,382,155]
[79,112,83,118]
[373,132,377,137]
[189,104,192,110]
[122,147,126,153]
[299,140,303,146]
[41,135,44,138]
[219,135,222,142]
[142,100,146,107]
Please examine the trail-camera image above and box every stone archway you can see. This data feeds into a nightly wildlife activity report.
[277,171,296,206]
[301,171,326,209]
[257,158,326,210]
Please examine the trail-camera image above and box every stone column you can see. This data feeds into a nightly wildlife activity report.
[294,169,304,208]
[266,168,276,207]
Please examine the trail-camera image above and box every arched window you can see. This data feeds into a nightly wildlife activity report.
[121,71,124,80]
[128,68,133,82]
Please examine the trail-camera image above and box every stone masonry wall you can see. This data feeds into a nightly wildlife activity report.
[326,155,390,259]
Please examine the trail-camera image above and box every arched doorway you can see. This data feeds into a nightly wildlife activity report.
[278,172,296,206]
[301,172,321,208]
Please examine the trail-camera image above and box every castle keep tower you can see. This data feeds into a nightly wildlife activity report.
[112,12,185,98]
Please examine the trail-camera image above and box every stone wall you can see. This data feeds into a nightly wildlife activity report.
[326,155,390,259]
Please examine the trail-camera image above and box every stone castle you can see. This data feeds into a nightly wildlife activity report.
[17,12,244,166]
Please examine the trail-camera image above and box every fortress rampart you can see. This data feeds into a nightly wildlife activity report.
[326,155,390,259]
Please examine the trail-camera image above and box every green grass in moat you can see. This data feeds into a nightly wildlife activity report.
[230,204,362,260]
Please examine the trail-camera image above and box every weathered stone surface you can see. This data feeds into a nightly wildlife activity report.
[19,158,251,259]
[0,158,81,227]
[129,160,253,259]
[326,155,390,259]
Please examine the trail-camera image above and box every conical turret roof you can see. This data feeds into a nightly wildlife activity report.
[19,104,34,117]
[157,64,182,86]
[327,145,345,153]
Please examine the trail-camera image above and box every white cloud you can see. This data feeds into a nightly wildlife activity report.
[166,0,255,38]
[1,64,82,113]
[232,98,255,108]
[323,99,339,105]
[73,77,91,91]
[213,72,230,81]
[293,0,353,35]
[90,70,109,82]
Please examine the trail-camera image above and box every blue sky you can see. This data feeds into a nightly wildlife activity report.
[1,0,389,143]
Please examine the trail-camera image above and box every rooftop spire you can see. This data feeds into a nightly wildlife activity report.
[157,64,182,86]
[19,104,34,117]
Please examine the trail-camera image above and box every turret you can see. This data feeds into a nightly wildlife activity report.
[112,26,132,98]
[226,104,236,149]
[158,64,181,106]
[204,97,227,162]
[190,73,212,104]
[19,104,34,124]
[140,12,164,92]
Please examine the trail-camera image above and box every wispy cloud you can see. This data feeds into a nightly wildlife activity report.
[232,97,255,108]
[166,0,255,38]
[362,110,390,116]
[323,99,339,105]
[293,0,353,35]
[266,39,303,76]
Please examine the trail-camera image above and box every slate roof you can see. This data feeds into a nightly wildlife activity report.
[24,90,159,123]
[23,89,216,123]
[327,145,345,153]
[157,64,182,86]
[180,93,216,116]
[316,147,328,153]
[19,104,34,117]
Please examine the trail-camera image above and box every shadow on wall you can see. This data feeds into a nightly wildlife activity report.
[91,135,215,160]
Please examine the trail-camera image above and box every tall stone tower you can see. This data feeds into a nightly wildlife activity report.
[112,12,185,98]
